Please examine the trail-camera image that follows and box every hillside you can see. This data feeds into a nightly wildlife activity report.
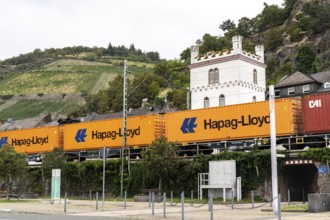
[261,0,330,83]
[0,58,153,120]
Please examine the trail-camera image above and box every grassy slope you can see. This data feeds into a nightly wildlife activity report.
[0,59,152,95]
[0,99,84,120]
[0,58,153,119]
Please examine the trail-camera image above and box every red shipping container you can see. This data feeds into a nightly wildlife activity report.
[302,92,330,134]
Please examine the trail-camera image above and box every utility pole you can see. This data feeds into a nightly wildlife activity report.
[269,85,278,214]
[121,60,128,198]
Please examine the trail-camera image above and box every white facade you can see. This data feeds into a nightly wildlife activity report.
[189,35,266,110]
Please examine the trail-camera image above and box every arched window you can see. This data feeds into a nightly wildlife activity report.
[208,68,219,84]
[253,69,257,84]
[219,94,225,106]
[208,69,214,84]
[252,96,256,102]
[204,97,210,108]
[213,68,219,83]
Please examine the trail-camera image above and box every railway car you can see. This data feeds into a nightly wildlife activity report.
[0,126,62,154]
[62,114,163,159]
[2,94,330,159]
[302,92,330,134]
[164,98,302,151]
[298,92,330,147]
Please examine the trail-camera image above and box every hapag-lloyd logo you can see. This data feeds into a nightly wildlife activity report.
[0,137,8,148]
[309,99,322,108]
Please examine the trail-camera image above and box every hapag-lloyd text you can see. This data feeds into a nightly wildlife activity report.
[204,115,270,131]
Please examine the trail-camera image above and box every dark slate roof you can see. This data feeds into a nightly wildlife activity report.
[312,70,330,93]
[91,107,161,121]
[275,71,317,88]
[57,118,81,125]
[311,70,330,83]
[0,115,52,131]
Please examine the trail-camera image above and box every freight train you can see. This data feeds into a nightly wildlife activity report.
[0,92,329,160]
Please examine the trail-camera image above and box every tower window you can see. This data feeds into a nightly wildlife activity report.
[204,97,210,108]
[253,69,257,84]
[208,68,219,84]
[219,94,225,106]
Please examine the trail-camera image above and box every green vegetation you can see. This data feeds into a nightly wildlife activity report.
[0,43,160,66]
[0,70,102,95]
[296,44,317,73]
[0,59,152,96]
[299,148,330,163]
[0,99,83,120]
[0,58,153,118]
[282,204,308,211]
[0,145,28,199]
[141,136,179,190]
[20,138,284,197]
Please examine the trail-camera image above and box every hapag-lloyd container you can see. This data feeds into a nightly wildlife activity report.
[164,98,302,144]
[63,114,162,151]
[302,92,330,134]
[0,126,62,154]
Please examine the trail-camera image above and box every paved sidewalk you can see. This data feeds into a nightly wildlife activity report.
[0,199,330,220]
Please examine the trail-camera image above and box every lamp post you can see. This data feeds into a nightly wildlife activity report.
[269,85,278,214]
[121,60,128,197]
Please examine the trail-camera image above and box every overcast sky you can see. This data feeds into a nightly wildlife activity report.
[0,0,284,61]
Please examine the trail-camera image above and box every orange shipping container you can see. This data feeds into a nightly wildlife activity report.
[165,98,302,144]
[63,115,162,151]
[0,126,62,154]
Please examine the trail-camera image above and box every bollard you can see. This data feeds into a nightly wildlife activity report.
[181,192,184,220]
[171,191,173,207]
[96,192,99,210]
[152,192,155,215]
[89,190,92,200]
[149,191,151,208]
[288,189,291,206]
[231,190,234,210]
[210,193,213,220]
[124,191,127,209]
[163,192,166,218]
[64,192,67,213]
[270,192,272,207]
[278,194,281,220]
[252,191,254,208]
[302,188,305,204]
[191,190,193,205]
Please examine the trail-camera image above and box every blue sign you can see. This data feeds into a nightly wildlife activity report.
[181,117,197,134]
[0,137,8,148]
[318,165,328,174]
[75,129,87,142]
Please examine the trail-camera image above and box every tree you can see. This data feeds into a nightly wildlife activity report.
[296,44,316,73]
[142,136,179,190]
[255,3,284,31]
[0,145,28,199]
[265,28,283,51]
[180,47,190,62]
[41,148,67,180]
[237,17,254,37]
[219,19,236,32]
